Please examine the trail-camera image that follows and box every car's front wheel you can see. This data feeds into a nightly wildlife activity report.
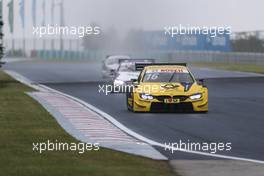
[126,92,134,112]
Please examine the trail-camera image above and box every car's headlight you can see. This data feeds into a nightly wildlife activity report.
[189,93,202,100]
[140,93,154,100]
[114,79,125,85]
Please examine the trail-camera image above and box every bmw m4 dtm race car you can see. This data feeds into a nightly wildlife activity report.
[126,63,208,113]
[102,55,131,79]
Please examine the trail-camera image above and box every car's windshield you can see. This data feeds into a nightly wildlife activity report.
[142,70,194,83]
[118,63,136,72]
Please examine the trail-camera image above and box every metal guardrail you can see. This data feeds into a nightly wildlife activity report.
[4,37,264,64]
[5,47,264,64]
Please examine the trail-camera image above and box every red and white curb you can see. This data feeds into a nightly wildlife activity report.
[31,91,142,145]
[5,70,167,160]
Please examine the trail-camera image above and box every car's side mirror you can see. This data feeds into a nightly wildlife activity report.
[197,79,206,87]
[125,79,138,92]
[130,79,139,84]
[130,79,137,82]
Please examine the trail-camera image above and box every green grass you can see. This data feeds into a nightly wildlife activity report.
[190,62,264,74]
[0,70,176,176]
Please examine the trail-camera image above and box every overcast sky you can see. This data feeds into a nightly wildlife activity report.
[2,0,264,38]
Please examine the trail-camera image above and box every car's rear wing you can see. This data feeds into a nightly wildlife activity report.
[118,58,155,64]
[135,63,187,71]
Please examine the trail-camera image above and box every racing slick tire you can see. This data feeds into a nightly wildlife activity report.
[126,92,134,112]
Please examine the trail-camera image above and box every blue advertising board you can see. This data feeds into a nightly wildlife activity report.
[142,31,231,52]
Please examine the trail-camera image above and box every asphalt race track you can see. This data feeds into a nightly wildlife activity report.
[4,60,264,161]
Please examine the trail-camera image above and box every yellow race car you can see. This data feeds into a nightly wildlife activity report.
[126,63,208,112]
